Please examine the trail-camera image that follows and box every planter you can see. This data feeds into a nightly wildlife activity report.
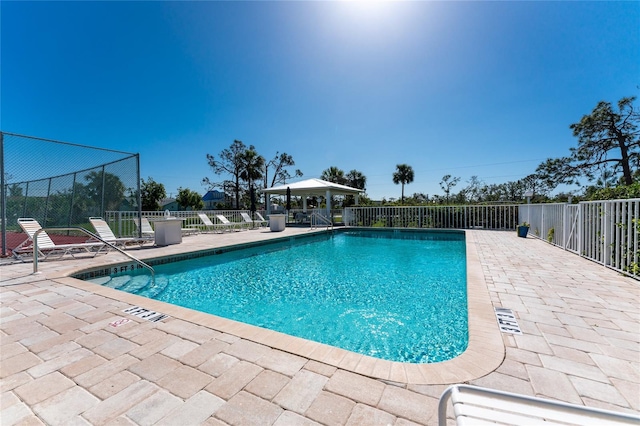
[269,214,286,232]
[517,226,529,238]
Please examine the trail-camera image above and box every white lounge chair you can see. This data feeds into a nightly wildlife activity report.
[242,212,268,228]
[135,216,197,238]
[186,213,216,233]
[13,218,106,260]
[135,217,156,238]
[438,384,639,426]
[240,212,267,229]
[89,217,152,248]
[255,212,269,227]
[214,214,240,232]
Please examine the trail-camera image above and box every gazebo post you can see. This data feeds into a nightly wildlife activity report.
[326,190,331,220]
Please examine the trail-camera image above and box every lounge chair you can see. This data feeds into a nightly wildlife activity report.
[13,218,106,260]
[135,217,156,238]
[214,214,240,232]
[438,384,639,426]
[89,217,152,248]
[240,212,267,229]
[255,212,269,227]
[242,212,268,228]
[186,213,217,233]
[135,216,197,239]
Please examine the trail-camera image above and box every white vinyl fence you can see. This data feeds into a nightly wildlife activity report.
[104,210,254,237]
[521,199,639,279]
[344,202,639,279]
[344,205,520,230]
[105,200,638,279]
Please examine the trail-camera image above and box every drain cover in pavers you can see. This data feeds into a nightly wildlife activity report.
[494,307,522,334]
[123,306,170,322]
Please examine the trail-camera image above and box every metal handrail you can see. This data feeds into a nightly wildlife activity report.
[33,227,155,284]
[310,212,333,230]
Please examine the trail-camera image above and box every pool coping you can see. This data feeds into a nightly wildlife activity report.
[52,228,505,385]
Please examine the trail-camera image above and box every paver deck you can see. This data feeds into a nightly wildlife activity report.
[1,228,638,425]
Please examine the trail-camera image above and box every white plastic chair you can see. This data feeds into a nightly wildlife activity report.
[13,218,106,260]
[438,384,639,426]
[214,214,239,232]
[89,217,152,248]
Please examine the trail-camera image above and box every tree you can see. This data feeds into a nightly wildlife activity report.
[344,169,367,207]
[319,167,348,208]
[239,147,264,193]
[176,187,204,210]
[409,192,429,204]
[321,166,347,185]
[84,171,126,213]
[346,169,366,190]
[463,176,483,204]
[203,140,249,209]
[392,164,414,204]
[537,96,640,189]
[439,174,460,204]
[520,174,551,200]
[141,177,166,211]
[264,152,303,188]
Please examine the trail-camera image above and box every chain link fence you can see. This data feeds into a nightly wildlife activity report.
[1,131,140,257]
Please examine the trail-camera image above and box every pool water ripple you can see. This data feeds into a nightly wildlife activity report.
[90,230,469,363]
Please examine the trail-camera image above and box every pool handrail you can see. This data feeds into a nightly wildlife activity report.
[310,212,333,230]
[33,227,155,285]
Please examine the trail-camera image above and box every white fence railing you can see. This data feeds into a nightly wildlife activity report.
[343,205,520,230]
[344,202,639,279]
[521,199,639,279]
[105,200,639,279]
[104,210,256,237]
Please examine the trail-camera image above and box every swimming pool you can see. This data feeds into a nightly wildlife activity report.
[84,229,468,364]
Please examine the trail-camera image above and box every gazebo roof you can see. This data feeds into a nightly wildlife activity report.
[263,178,362,197]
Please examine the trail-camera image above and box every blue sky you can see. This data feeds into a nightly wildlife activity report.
[2,1,638,200]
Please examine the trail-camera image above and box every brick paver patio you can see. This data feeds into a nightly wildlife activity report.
[1,229,638,425]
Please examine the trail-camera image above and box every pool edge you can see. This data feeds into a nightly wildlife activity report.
[54,228,505,385]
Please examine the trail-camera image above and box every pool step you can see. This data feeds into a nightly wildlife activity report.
[118,275,153,294]
[139,276,169,298]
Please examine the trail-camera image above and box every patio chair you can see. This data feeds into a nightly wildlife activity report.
[89,217,152,248]
[214,214,240,232]
[254,212,269,227]
[240,212,267,229]
[135,217,156,238]
[438,384,639,426]
[13,218,107,260]
[186,212,217,233]
[135,216,197,238]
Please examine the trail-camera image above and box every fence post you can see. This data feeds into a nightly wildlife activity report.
[0,132,5,257]
[563,203,568,250]
[603,201,612,268]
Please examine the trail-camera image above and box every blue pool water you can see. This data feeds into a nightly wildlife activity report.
[87,230,468,363]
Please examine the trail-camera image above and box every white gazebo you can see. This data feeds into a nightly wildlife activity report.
[262,178,362,215]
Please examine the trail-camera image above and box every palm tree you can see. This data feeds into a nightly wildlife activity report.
[392,164,414,204]
[239,146,265,207]
[345,170,366,207]
[321,166,347,185]
[346,169,366,190]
